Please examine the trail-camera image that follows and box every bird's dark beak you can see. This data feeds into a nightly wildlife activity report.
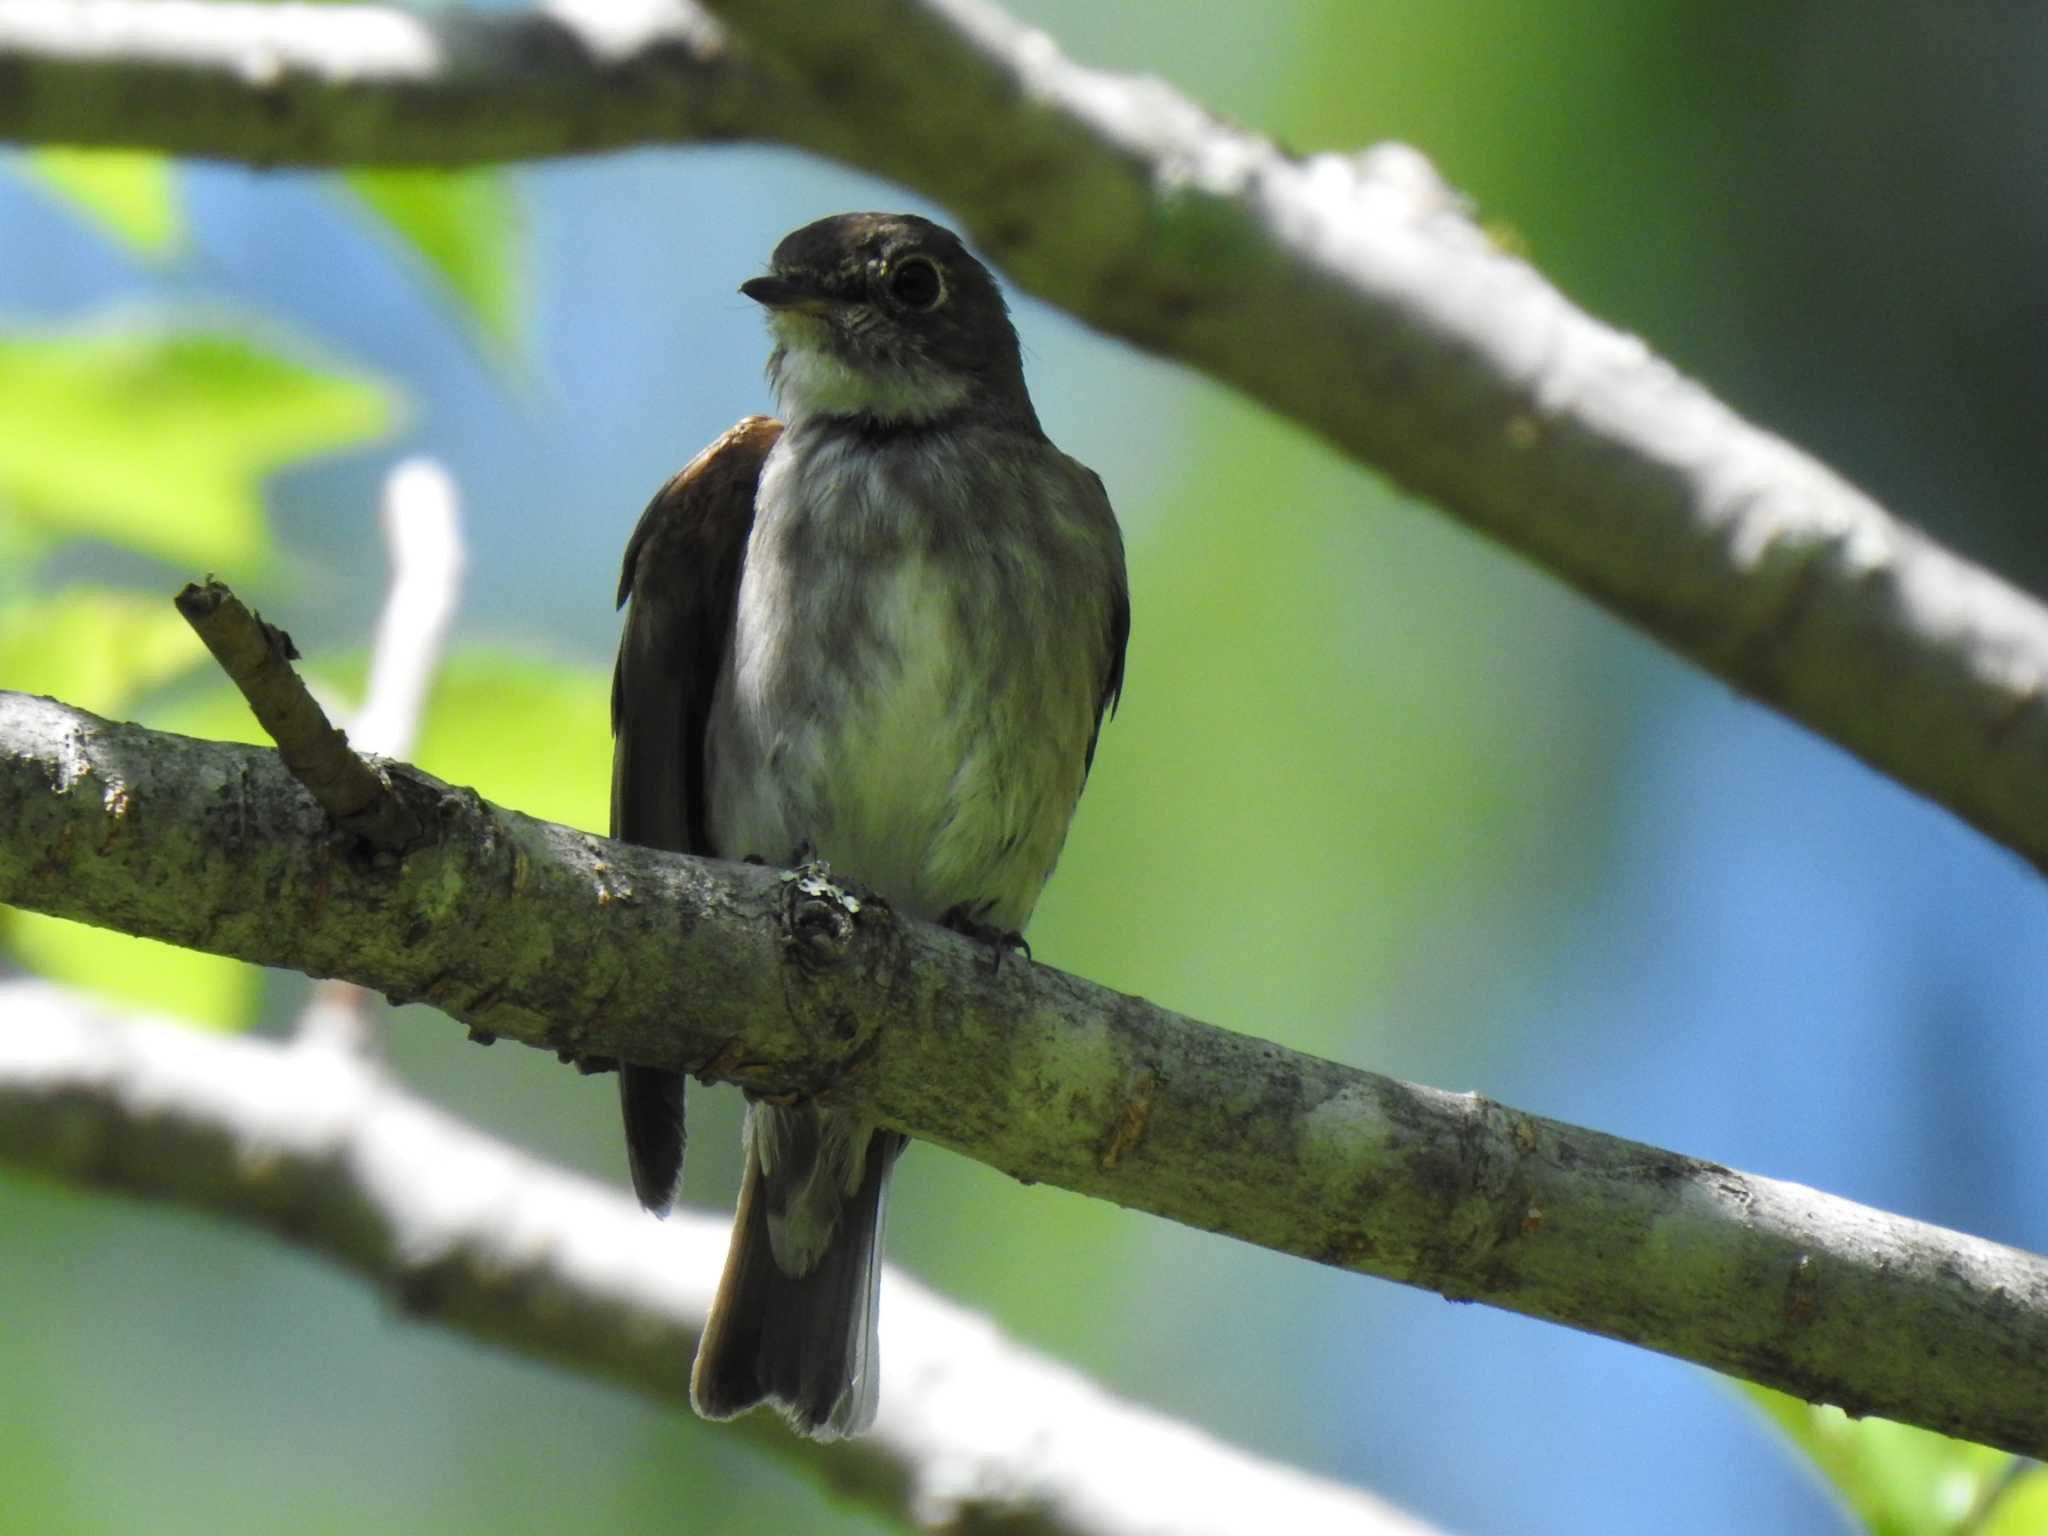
[740,275,834,315]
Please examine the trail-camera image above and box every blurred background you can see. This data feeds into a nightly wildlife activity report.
[5,3,2048,1533]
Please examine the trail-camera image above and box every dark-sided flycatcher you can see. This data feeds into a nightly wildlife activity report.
[609,213,1129,1437]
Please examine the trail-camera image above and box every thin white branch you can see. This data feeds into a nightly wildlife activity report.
[352,455,463,762]
[0,982,1439,1536]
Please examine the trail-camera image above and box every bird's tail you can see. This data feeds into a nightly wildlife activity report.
[619,1065,685,1213]
[691,1123,906,1439]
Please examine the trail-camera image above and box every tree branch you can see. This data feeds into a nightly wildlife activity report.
[174,577,424,852]
[5,0,2048,878]
[0,0,791,162]
[0,981,1439,1536]
[4,688,2046,1457]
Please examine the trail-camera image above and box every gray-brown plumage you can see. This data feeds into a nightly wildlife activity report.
[610,213,1128,1437]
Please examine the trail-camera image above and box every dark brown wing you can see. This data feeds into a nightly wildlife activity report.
[1083,470,1130,776]
[611,414,781,1214]
[1087,578,1130,773]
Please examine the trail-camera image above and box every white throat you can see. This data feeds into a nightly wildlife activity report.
[769,315,970,426]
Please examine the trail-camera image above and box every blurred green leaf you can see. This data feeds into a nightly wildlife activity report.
[411,651,610,834]
[347,168,527,357]
[4,916,260,1032]
[1979,1466,2048,1536]
[0,327,396,569]
[139,648,609,830]
[146,643,608,832]
[1744,1385,2027,1536]
[0,587,204,713]
[17,148,182,257]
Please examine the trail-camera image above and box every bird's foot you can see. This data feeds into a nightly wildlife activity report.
[941,902,1031,974]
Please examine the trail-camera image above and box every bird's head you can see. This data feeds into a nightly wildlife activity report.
[742,213,1035,431]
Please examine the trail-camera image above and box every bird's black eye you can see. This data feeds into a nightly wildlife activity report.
[887,257,944,310]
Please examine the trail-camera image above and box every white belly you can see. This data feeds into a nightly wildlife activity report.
[704,422,1110,932]
[709,548,1089,931]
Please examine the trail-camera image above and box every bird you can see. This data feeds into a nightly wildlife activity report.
[608,211,1129,1438]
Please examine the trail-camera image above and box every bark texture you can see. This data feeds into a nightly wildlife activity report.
[4,689,2046,1457]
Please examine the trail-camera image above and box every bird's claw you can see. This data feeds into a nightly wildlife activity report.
[940,903,1030,974]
